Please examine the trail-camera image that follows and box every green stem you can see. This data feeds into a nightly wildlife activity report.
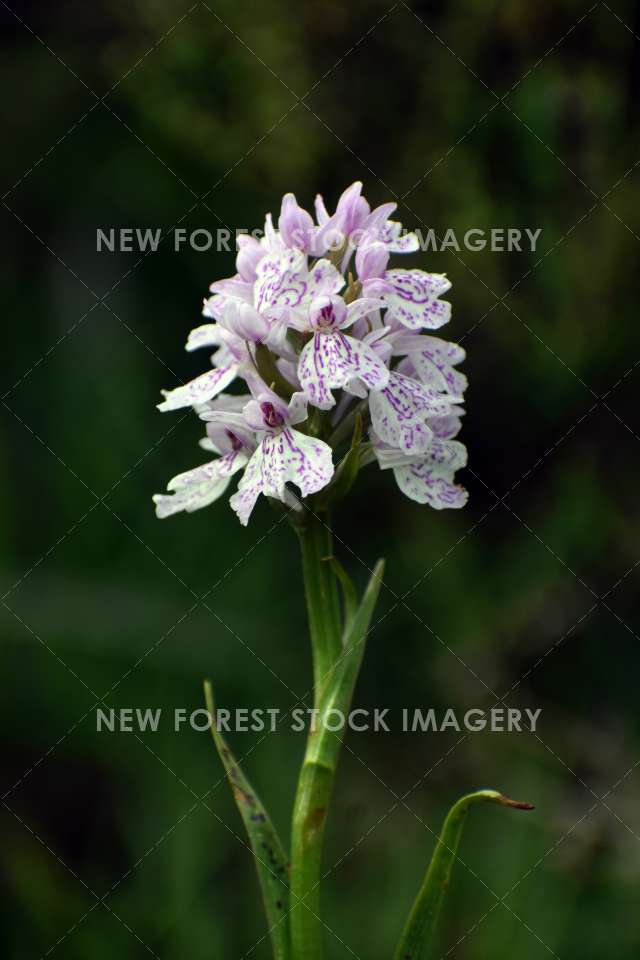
[289,754,335,960]
[290,510,342,960]
[296,510,341,706]
[328,399,368,450]
[290,515,384,960]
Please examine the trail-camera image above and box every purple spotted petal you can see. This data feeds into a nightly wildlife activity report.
[230,428,334,525]
[395,334,467,396]
[369,371,454,454]
[344,297,386,328]
[298,331,390,410]
[255,250,305,312]
[428,411,464,440]
[153,450,247,518]
[394,457,468,509]
[383,269,452,330]
[374,437,467,509]
[377,220,420,253]
[255,251,343,315]
[158,363,238,412]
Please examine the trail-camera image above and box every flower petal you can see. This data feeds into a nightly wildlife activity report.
[376,219,420,253]
[208,276,253,301]
[395,334,467,396]
[230,428,334,525]
[375,438,466,471]
[255,251,343,315]
[153,451,247,518]
[185,323,222,352]
[344,297,386,328]
[299,331,389,410]
[158,364,238,412]
[383,269,452,330]
[393,457,468,509]
[369,371,453,454]
[428,411,464,440]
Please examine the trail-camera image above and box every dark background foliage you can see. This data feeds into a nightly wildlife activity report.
[2,1,639,957]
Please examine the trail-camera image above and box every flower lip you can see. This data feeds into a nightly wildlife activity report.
[261,401,285,429]
[309,294,347,332]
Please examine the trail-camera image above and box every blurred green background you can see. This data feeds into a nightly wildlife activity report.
[2,0,639,957]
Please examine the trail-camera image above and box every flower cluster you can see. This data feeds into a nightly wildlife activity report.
[154,182,468,525]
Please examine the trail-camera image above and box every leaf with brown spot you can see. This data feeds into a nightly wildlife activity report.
[204,681,290,960]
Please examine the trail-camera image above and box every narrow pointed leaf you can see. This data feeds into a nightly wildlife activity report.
[204,681,290,960]
[329,555,358,630]
[394,789,534,960]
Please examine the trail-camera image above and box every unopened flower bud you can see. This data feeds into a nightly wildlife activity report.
[278,193,315,252]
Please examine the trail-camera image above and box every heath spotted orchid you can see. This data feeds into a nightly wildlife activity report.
[154,181,467,524]
[153,186,535,960]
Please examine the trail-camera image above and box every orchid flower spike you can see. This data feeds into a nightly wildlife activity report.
[154,182,468,523]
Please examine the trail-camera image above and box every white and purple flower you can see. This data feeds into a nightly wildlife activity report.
[154,182,468,523]
[372,410,468,509]
[297,294,388,409]
[229,391,334,526]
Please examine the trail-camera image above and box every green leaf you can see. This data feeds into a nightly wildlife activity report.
[328,555,358,631]
[393,789,534,960]
[203,681,290,960]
